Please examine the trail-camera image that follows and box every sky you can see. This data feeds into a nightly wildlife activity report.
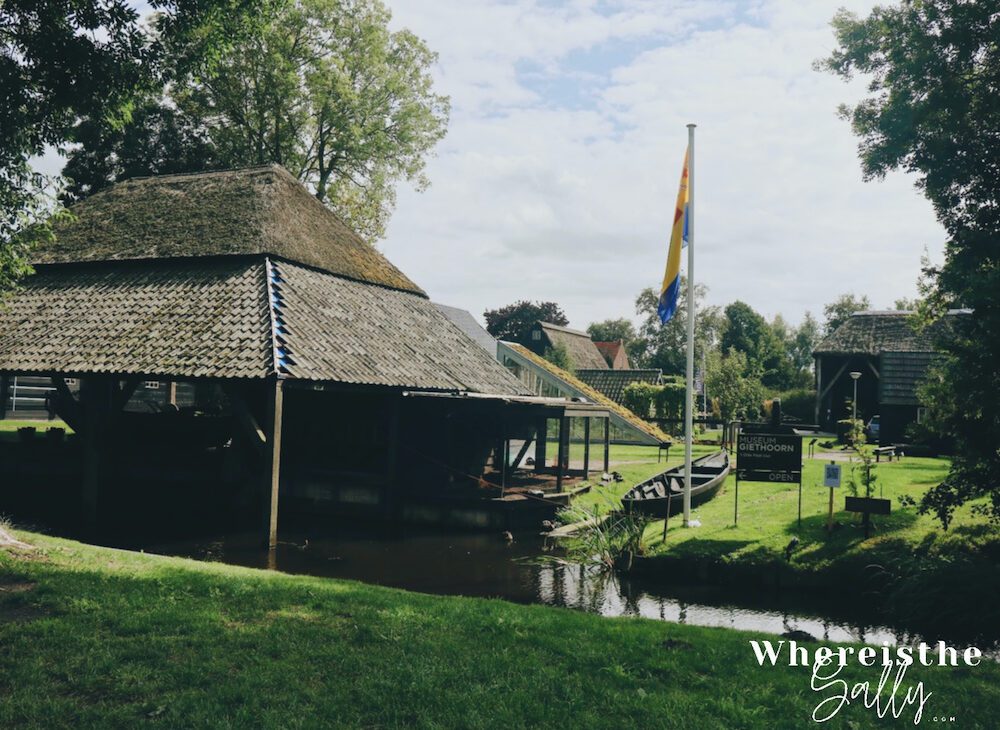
[377,0,946,329]
[32,0,945,331]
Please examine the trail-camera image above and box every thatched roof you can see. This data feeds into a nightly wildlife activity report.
[33,165,423,295]
[814,311,959,356]
[0,256,527,394]
[535,322,607,370]
[576,369,662,405]
[501,343,670,444]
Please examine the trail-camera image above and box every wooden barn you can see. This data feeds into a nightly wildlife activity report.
[813,310,962,444]
[0,165,609,544]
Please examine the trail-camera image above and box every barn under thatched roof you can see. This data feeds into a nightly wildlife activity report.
[813,310,960,356]
[0,166,526,395]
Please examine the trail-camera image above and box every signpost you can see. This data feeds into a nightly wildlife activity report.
[734,432,803,526]
[845,496,891,538]
[823,461,841,532]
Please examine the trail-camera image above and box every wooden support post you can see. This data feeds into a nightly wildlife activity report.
[603,417,610,474]
[383,396,400,518]
[583,418,591,478]
[511,436,533,472]
[80,376,113,535]
[534,417,547,472]
[262,378,284,549]
[167,381,178,408]
[0,374,8,420]
[556,415,567,493]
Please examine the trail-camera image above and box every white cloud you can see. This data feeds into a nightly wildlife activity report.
[382,0,944,328]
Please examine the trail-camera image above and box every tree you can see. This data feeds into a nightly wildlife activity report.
[63,98,223,201]
[586,319,636,346]
[631,277,720,375]
[822,293,871,335]
[822,1,1000,525]
[788,311,821,377]
[719,301,793,390]
[705,349,764,422]
[0,1,266,293]
[894,297,919,311]
[63,0,450,242]
[483,301,568,344]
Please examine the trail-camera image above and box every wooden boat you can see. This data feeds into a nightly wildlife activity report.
[620,450,730,517]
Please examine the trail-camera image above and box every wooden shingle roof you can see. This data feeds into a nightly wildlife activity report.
[33,165,423,295]
[814,311,958,356]
[575,369,662,405]
[0,256,527,394]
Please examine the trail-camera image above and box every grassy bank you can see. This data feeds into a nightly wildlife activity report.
[2,530,999,728]
[564,442,1000,640]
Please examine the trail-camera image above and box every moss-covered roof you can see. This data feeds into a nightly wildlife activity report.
[503,343,671,443]
[536,322,608,370]
[813,311,959,356]
[33,165,423,295]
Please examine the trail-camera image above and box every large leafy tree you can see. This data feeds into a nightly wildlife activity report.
[787,311,821,378]
[483,301,569,344]
[822,1,1000,525]
[0,0,265,295]
[64,0,450,242]
[719,301,794,390]
[586,318,636,346]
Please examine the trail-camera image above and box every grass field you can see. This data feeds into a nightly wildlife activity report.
[2,530,999,729]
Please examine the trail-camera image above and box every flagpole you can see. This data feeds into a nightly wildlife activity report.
[683,122,696,527]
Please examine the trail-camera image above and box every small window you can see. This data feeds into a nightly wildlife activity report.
[144,381,161,390]
[63,378,78,386]
[916,407,927,424]
[531,330,542,341]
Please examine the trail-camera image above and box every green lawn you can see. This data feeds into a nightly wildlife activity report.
[2,530,998,728]
[0,418,71,443]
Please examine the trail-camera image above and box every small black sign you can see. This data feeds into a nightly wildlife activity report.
[845,496,891,515]
[736,432,802,483]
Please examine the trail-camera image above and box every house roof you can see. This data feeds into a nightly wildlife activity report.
[814,311,960,356]
[32,165,423,295]
[576,369,662,405]
[537,321,608,370]
[0,256,527,394]
[501,343,670,444]
[434,303,497,356]
[593,340,630,369]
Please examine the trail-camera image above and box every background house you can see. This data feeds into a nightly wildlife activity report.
[593,340,631,369]
[813,310,961,444]
[524,321,608,370]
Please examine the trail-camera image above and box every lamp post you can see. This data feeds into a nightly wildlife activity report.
[850,371,862,436]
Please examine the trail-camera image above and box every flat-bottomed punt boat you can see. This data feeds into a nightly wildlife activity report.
[621,450,730,516]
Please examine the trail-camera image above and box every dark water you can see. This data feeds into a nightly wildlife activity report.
[137,523,928,648]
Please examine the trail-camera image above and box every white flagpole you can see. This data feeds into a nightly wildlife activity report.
[683,122,696,527]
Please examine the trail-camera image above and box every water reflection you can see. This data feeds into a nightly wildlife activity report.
[136,525,966,650]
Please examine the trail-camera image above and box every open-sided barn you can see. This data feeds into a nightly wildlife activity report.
[0,165,609,543]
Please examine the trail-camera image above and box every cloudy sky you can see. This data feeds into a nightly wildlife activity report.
[379,0,945,329]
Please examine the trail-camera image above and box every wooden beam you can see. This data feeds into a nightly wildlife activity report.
[556,416,567,493]
[112,377,143,412]
[603,418,610,474]
[867,359,880,379]
[0,375,8,420]
[167,381,178,408]
[583,418,591,478]
[818,360,849,401]
[50,376,84,433]
[534,418,547,472]
[80,376,113,534]
[262,379,284,549]
[511,436,533,471]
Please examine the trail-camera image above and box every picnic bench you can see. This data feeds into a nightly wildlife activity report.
[874,445,897,462]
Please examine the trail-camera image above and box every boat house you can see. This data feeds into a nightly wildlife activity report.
[0,166,609,544]
[813,310,960,444]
